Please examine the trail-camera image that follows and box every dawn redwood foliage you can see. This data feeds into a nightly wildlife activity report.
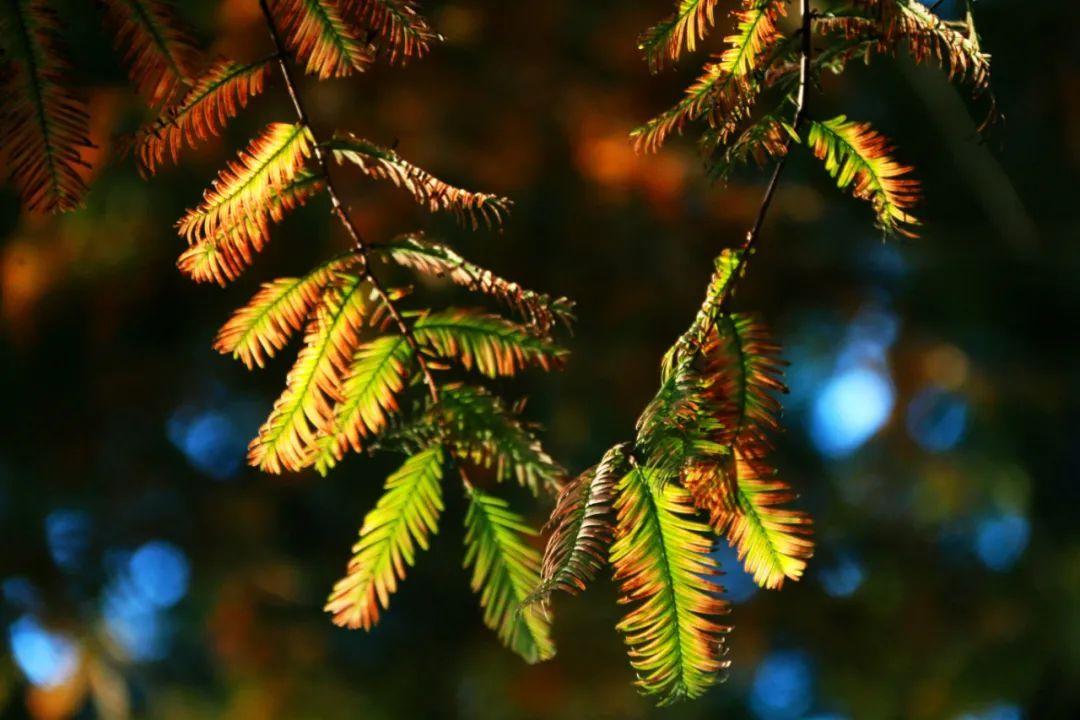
[1,0,571,665]
[529,0,994,705]
[0,0,995,706]
[171,0,571,666]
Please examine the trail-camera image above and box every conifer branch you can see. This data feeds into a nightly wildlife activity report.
[248,3,563,655]
[722,0,812,311]
[538,0,995,701]
[257,0,442,408]
[535,3,829,703]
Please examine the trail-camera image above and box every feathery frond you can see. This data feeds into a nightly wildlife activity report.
[463,486,555,664]
[0,0,93,213]
[412,310,566,379]
[314,332,414,474]
[328,133,511,227]
[135,58,272,175]
[806,115,920,237]
[525,444,626,608]
[213,254,359,369]
[632,62,723,154]
[426,384,565,497]
[377,234,575,333]
[681,455,738,523]
[685,315,811,589]
[326,445,444,629]
[638,1,721,72]
[270,0,372,79]
[178,122,314,244]
[248,275,369,473]
[704,313,786,453]
[315,304,567,480]
[679,248,744,360]
[636,360,721,476]
[100,0,200,105]
[703,114,792,181]
[718,1,787,77]
[883,0,990,89]
[177,170,325,285]
[632,1,789,154]
[610,466,730,705]
[642,287,763,472]
[816,0,991,91]
[709,449,812,589]
[342,0,440,65]
[631,58,759,154]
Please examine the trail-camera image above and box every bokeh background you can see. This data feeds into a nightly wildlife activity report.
[1,0,1077,718]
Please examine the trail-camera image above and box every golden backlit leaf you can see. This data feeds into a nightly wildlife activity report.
[326,446,445,629]
[247,275,369,473]
[135,58,272,175]
[270,0,373,79]
[611,465,730,704]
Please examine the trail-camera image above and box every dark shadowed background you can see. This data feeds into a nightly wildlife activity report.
[1,0,1077,718]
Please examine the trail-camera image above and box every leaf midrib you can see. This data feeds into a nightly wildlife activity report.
[122,0,186,82]
[202,123,308,216]
[263,276,361,448]
[9,1,64,207]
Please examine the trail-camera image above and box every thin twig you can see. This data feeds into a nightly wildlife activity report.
[725,0,813,303]
[257,0,442,405]
[259,1,365,257]
[681,0,813,359]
